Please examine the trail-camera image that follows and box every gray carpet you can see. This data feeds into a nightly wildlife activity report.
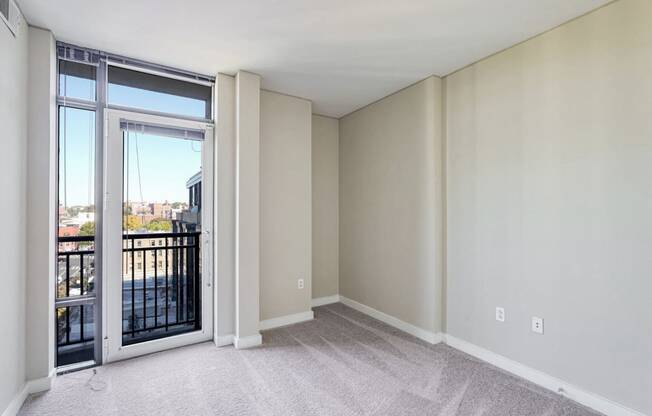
[20,303,602,415]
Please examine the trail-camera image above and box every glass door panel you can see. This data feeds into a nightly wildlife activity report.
[121,127,203,345]
[103,109,213,363]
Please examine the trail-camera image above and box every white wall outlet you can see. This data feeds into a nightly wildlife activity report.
[531,316,544,334]
[297,278,304,289]
[495,307,505,322]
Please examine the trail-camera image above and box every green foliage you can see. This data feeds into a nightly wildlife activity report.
[123,215,140,231]
[79,221,95,236]
[146,218,172,232]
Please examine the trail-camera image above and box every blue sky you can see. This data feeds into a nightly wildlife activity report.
[123,130,201,205]
[59,75,204,207]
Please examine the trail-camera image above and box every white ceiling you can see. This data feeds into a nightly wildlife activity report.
[18,0,611,117]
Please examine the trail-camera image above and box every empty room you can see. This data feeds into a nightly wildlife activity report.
[1,0,650,415]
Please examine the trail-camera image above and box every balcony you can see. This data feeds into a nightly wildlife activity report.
[57,232,201,366]
[121,232,201,345]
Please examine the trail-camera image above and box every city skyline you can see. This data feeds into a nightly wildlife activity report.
[59,199,190,209]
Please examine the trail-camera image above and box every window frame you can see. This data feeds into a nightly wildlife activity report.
[55,42,214,370]
[107,64,213,120]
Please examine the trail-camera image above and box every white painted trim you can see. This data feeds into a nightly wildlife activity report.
[311,294,340,307]
[1,370,55,416]
[260,310,314,330]
[1,385,28,416]
[215,334,234,347]
[103,110,214,364]
[445,335,646,416]
[25,369,55,394]
[56,360,95,375]
[339,296,443,344]
[233,333,263,349]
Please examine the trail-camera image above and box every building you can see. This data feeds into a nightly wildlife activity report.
[57,225,79,252]
[174,171,201,232]
[129,202,150,216]
[62,211,95,227]
[149,202,172,219]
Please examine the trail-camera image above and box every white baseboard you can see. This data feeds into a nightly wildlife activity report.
[339,296,443,345]
[309,295,643,416]
[311,294,341,307]
[26,369,55,395]
[215,334,234,347]
[1,385,28,416]
[259,310,314,331]
[445,335,646,416]
[233,333,263,349]
[2,370,55,416]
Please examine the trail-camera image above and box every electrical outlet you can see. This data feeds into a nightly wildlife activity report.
[495,307,505,322]
[531,317,544,334]
[297,279,304,289]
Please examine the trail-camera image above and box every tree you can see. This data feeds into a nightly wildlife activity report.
[66,206,81,217]
[146,218,172,232]
[78,221,95,249]
[79,221,95,236]
[123,215,140,231]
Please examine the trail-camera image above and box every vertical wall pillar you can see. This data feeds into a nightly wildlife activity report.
[234,71,262,348]
[214,73,236,346]
[25,27,57,386]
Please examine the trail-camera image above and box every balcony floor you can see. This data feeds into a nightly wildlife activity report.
[20,303,601,416]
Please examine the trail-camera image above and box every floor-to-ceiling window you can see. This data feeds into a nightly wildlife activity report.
[56,56,99,368]
[56,43,214,370]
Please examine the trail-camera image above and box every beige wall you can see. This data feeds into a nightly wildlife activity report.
[215,73,236,340]
[339,76,444,334]
[311,115,339,299]
[234,71,261,344]
[445,0,652,413]
[260,90,313,320]
[25,26,56,383]
[0,16,28,413]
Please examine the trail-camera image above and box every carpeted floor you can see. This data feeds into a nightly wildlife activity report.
[20,303,602,415]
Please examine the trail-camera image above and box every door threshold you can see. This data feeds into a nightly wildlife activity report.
[57,360,98,375]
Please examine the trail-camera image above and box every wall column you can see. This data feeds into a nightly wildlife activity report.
[25,27,57,386]
[234,71,262,348]
[214,73,237,346]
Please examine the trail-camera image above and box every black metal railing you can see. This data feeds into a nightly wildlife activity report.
[57,235,95,344]
[121,231,201,345]
[56,235,96,366]
[56,231,202,351]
